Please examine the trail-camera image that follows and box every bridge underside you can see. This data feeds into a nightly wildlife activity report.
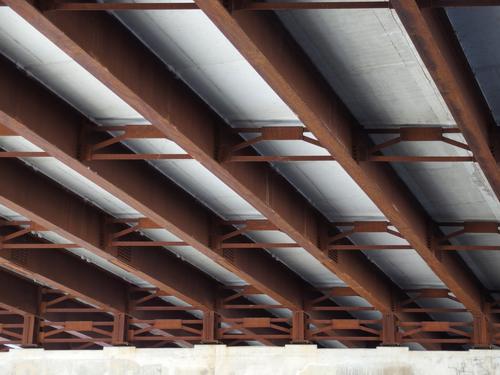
[0,0,498,352]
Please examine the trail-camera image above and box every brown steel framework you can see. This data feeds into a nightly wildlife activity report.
[28,1,500,11]
[0,124,480,163]
[0,8,407,320]
[391,1,500,199]
[2,266,496,349]
[0,0,497,351]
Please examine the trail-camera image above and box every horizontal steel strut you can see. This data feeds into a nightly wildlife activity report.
[31,1,500,12]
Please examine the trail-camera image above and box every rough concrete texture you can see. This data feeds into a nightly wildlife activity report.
[0,345,497,375]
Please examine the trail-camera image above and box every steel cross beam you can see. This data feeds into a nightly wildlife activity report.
[0,220,79,249]
[363,127,474,163]
[436,222,500,251]
[391,1,500,199]
[221,126,335,162]
[32,1,500,12]
[1,0,405,315]
[224,126,474,163]
[1,123,477,164]
[191,0,486,315]
[329,221,500,251]
[80,125,193,161]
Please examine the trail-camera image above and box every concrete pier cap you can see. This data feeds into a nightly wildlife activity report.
[0,345,498,374]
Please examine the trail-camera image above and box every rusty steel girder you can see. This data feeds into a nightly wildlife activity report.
[0,272,487,349]
[0,4,402,314]
[0,8,470,344]
[0,175,386,348]
[391,1,500,198]
[192,0,487,316]
[0,54,307,312]
[0,1,494,350]
[33,1,500,12]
